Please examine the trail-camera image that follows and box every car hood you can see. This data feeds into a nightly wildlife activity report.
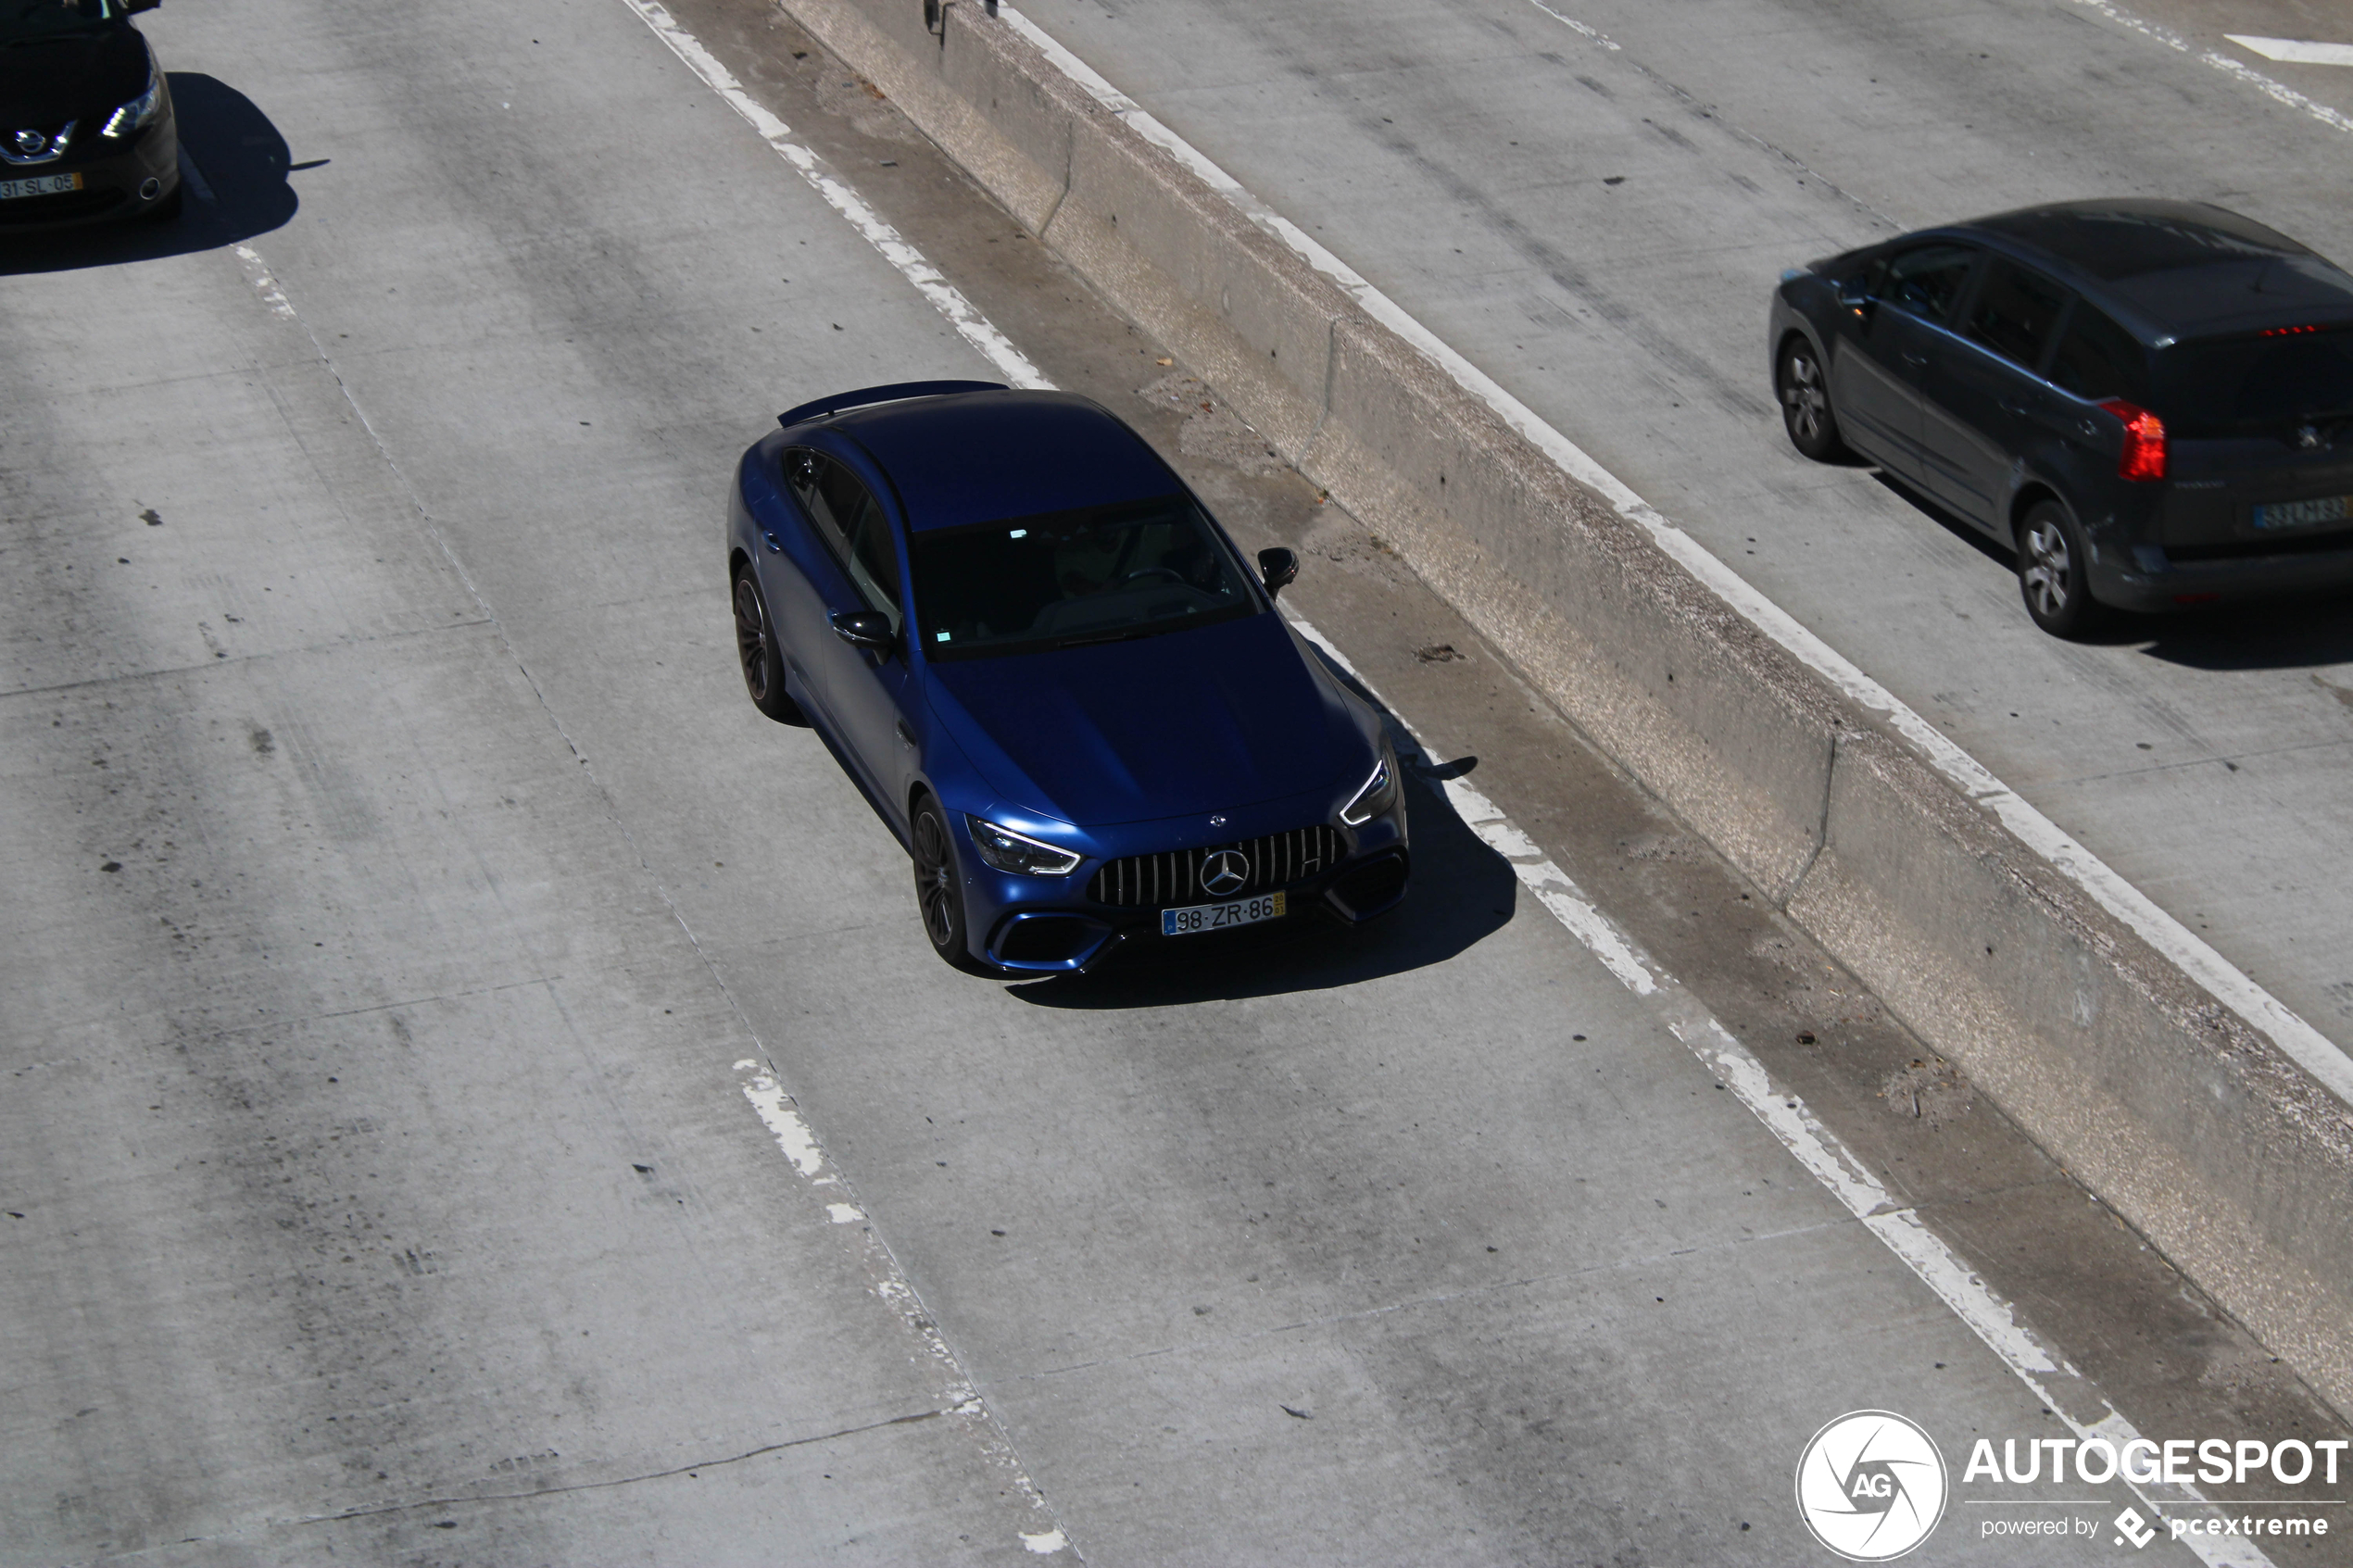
[1,27,146,128]
[925,611,1369,826]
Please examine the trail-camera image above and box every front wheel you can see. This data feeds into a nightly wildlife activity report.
[2016,501,2104,639]
[1776,335,1848,461]
[732,568,806,724]
[911,798,986,972]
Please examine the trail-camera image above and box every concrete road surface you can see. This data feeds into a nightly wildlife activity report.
[1005,0,2353,1060]
[1,0,2344,1562]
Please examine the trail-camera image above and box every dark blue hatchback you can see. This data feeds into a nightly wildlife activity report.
[724,382,1409,975]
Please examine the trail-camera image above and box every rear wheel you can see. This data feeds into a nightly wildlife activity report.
[1776,335,1847,461]
[911,797,985,972]
[2016,500,2103,639]
[731,567,806,723]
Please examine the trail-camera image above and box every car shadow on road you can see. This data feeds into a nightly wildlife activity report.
[1011,652,1519,1010]
[2132,599,2353,671]
[0,75,296,274]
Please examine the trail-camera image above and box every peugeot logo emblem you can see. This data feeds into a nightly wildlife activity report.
[12,130,46,157]
[2298,425,2322,450]
[1201,848,1248,897]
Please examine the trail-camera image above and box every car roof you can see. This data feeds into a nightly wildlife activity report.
[819,390,1182,533]
[1955,200,2353,339]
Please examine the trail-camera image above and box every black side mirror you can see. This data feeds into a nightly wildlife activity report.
[1257,546,1300,599]
[830,609,896,653]
[1837,278,1872,318]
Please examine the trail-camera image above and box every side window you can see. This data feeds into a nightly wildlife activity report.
[2047,303,2151,405]
[1880,244,1977,323]
[1962,259,2070,370]
[786,450,903,631]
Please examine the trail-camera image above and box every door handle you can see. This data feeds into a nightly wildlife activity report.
[1901,351,1928,367]
[1999,399,2029,416]
[762,531,782,553]
[895,720,917,749]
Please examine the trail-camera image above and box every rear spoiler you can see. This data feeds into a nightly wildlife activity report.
[777,380,1008,429]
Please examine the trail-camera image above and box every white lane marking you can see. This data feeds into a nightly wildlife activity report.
[1281,611,2274,1568]
[1520,0,1621,51]
[176,146,216,205]
[2064,0,2353,138]
[613,4,1070,1554]
[2228,35,2353,68]
[233,245,296,319]
[617,0,1050,392]
[994,3,2353,1110]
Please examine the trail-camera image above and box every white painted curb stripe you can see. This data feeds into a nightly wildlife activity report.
[993,3,2353,1110]
[2227,35,2353,69]
[1282,613,2275,1568]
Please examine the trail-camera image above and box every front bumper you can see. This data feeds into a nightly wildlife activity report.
[0,112,177,232]
[960,787,1412,976]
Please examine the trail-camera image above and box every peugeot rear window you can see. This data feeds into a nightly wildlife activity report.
[909,494,1257,660]
[2155,328,2353,436]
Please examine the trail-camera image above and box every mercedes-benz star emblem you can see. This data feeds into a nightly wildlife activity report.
[13,130,47,157]
[1201,849,1248,897]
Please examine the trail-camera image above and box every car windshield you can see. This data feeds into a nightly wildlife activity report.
[2156,328,2353,436]
[1,0,120,43]
[909,494,1258,659]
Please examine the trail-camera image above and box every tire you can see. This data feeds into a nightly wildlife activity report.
[1776,335,1847,461]
[731,567,807,723]
[2016,500,2104,639]
[911,797,987,973]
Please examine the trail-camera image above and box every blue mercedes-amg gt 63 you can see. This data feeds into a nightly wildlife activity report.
[724,381,1410,976]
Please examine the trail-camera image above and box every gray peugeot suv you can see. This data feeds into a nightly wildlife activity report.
[1770,199,2353,636]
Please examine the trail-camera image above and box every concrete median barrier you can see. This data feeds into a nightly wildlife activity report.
[773,0,2353,1417]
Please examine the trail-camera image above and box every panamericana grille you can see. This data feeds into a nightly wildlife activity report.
[1089,824,1343,909]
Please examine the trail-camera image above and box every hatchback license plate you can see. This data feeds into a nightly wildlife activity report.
[2253,494,2351,531]
[0,171,82,201]
[1162,890,1285,936]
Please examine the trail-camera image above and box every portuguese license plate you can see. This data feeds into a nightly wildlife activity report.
[2252,494,2351,531]
[0,171,82,201]
[1162,889,1285,937]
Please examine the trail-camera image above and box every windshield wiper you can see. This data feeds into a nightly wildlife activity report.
[1053,626,1161,650]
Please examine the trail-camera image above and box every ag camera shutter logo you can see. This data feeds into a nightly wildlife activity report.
[1794,1411,1949,1561]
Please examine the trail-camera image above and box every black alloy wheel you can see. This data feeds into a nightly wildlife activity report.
[732,568,806,724]
[1777,336,1848,461]
[910,797,982,972]
[2016,500,2102,639]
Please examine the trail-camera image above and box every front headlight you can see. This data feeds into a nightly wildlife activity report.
[964,815,1082,877]
[1339,742,1399,825]
[101,71,164,140]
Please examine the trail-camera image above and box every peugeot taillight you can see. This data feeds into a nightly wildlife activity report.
[2099,399,2167,482]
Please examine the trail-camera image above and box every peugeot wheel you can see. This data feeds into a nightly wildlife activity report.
[2016,500,2103,639]
[731,567,806,723]
[1776,336,1848,461]
[911,797,985,972]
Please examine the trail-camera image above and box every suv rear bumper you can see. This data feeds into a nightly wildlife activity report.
[2096,542,2353,611]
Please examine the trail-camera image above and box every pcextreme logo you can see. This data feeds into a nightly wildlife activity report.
[1795,1411,1950,1562]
